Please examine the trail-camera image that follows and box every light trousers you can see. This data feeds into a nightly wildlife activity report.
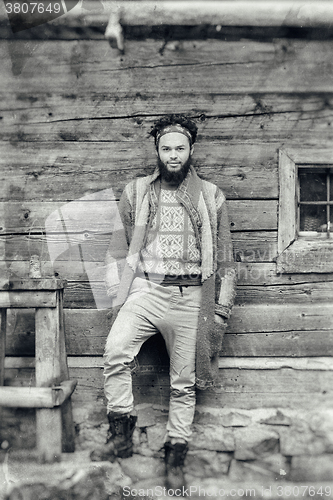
[103,277,202,441]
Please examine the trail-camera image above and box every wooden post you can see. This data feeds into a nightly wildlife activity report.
[0,309,6,387]
[35,298,63,463]
[0,309,6,436]
[57,289,76,453]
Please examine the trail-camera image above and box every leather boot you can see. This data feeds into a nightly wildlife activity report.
[90,412,137,462]
[164,441,188,491]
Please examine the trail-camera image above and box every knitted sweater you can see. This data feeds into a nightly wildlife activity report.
[105,166,237,389]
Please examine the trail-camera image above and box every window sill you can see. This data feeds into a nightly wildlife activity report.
[277,238,333,273]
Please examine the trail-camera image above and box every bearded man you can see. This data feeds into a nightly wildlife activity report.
[91,115,237,490]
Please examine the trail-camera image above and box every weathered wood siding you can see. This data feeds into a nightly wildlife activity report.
[2,14,333,425]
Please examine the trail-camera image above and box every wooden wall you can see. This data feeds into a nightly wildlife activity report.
[2,8,333,431]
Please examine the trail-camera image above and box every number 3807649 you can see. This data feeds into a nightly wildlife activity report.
[5,2,61,14]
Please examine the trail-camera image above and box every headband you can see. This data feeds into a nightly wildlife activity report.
[156,124,193,145]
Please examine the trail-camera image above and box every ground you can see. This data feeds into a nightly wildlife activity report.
[2,406,333,499]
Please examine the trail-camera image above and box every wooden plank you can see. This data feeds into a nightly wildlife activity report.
[55,273,333,309]
[278,238,333,274]
[0,142,329,205]
[61,281,110,309]
[229,303,333,334]
[235,281,333,305]
[1,91,330,123]
[0,200,118,234]
[5,303,333,357]
[9,308,107,356]
[234,262,333,286]
[6,326,333,358]
[233,232,277,263]
[8,356,333,371]
[7,304,333,358]
[67,356,333,371]
[216,367,333,394]
[3,94,333,145]
[0,38,327,78]
[0,234,110,265]
[0,309,6,386]
[222,331,333,358]
[0,199,277,233]
[67,364,333,410]
[196,392,333,410]
[0,141,279,201]
[2,39,333,93]
[0,290,56,308]
[5,364,333,412]
[218,357,333,370]
[19,277,333,309]
[0,232,278,274]
[62,304,333,337]
[283,148,333,165]
[3,259,333,287]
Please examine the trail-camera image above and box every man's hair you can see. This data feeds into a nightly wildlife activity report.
[149,114,198,147]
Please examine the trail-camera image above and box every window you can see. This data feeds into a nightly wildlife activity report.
[277,149,333,273]
[298,167,333,237]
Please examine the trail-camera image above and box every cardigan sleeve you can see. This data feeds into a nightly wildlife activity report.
[104,187,133,299]
[214,192,237,320]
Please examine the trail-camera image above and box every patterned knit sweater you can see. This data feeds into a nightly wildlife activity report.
[105,166,237,389]
[137,188,201,276]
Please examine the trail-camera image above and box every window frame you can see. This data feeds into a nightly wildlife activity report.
[277,148,333,274]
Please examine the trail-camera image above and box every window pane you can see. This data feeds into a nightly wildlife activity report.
[300,204,327,232]
[299,170,327,202]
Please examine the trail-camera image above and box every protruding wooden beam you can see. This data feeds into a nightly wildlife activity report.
[0,380,77,408]
[2,1,333,35]
[102,1,333,51]
[104,1,333,28]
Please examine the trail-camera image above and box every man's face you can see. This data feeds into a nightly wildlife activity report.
[157,132,194,184]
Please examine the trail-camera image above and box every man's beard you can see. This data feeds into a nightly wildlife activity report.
[157,156,192,185]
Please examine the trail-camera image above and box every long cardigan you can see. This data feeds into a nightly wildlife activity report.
[105,166,237,389]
